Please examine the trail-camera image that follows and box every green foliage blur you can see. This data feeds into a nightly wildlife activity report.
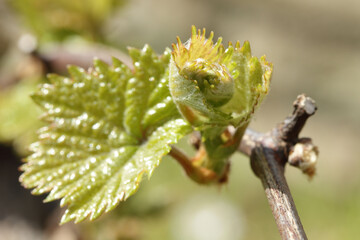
[0,0,359,239]
[10,0,127,42]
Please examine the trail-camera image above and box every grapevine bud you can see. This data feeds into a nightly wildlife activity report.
[169,26,273,128]
[288,138,319,178]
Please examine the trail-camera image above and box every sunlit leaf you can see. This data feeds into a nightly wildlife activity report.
[20,46,191,223]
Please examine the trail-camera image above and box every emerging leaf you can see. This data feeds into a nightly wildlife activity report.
[169,26,273,178]
[20,46,191,224]
[169,26,273,128]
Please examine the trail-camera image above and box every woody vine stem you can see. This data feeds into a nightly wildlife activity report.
[170,94,317,240]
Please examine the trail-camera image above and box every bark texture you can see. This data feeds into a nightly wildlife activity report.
[238,95,317,240]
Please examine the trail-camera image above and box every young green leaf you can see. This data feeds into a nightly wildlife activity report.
[168,26,273,178]
[20,46,191,224]
[169,26,273,128]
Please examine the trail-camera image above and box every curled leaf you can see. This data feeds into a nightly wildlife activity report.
[169,26,273,128]
[169,26,273,178]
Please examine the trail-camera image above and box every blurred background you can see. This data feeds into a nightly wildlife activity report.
[0,0,359,239]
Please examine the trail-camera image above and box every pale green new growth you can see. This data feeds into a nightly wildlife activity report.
[20,26,273,223]
[20,46,191,223]
[169,26,272,128]
[168,26,272,176]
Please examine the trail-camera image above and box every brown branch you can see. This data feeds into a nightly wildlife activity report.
[238,95,317,157]
[278,95,317,142]
[188,94,317,239]
[238,94,317,240]
[238,128,262,156]
[250,145,307,239]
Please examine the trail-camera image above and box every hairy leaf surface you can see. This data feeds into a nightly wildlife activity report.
[20,46,191,223]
